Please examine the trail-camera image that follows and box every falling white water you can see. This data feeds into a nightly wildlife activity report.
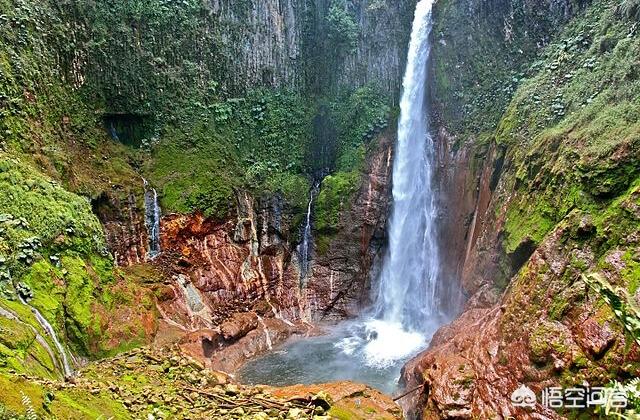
[239,0,459,393]
[356,0,445,369]
[143,178,161,259]
[257,315,273,350]
[19,298,73,377]
[298,181,320,282]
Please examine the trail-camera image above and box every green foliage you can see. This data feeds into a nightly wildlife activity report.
[326,3,359,54]
[229,90,313,177]
[314,170,361,235]
[145,89,314,218]
[304,85,391,252]
[582,273,640,346]
[265,172,311,210]
[617,0,640,21]
[330,85,390,172]
[72,0,225,114]
[595,378,640,419]
[431,0,582,140]
[0,373,130,419]
[495,1,640,256]
[0,155,107,275]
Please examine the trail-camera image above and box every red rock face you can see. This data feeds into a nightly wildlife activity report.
[401,210,640,419]
[96,131,394,374]
[305,128,395,320]
[93,191,149,266]
[154,203,303,326]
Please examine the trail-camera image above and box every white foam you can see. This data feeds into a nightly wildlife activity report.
[361,319,426,369]
[334,319,428,370]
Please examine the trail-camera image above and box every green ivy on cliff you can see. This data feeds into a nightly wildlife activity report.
[497,0,640,256]
[0,155,157,376]
[313,85,391,254]
[327,2,360,54]
[431,0,582,144]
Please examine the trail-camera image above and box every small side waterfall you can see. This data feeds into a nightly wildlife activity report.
[257,315,273,350]
[0,306,65,377]
[19,298,73,378]
[298,180,321,282]
[143,178,161,259]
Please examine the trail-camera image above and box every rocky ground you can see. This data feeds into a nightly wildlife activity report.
[0,346,403,419]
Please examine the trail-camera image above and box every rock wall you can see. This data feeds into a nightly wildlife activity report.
[305,127,395,320]
[92,191,150,267]
[115,130,395,372]
[304,0,417,100]
[69,0,415,114]
[402,0,640,417]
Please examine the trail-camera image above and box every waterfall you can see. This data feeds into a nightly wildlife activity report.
[143,178,161,259]
[376,0,440,328]
[257,315,273,350]
[298,180,320,282]
[19,298,73,378]
[359,0,449,368]
[239,0,460,392]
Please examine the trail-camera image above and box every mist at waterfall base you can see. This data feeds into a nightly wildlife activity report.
[240,0,459,395]
[238,318,443,394]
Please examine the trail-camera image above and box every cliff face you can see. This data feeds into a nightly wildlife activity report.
[120,129,395,372]
[404,0,640,417]
[303,0,416,99]
[305,127,395,319]
[0,0,409,384]
[69,0,414,113]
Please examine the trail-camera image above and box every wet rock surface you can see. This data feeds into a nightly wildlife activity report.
[306,129,395,320]
[401,221,640,419]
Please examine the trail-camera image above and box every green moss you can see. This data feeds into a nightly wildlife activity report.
[432,0,570,139]
[61,257,96,355]
[0,156,107,267]
[529,321,569,364]
[265,172,311,211]
[0,314,55,377]
[0,373,130,419]
[504,198,556,254]
[328,405,357,420]
[315,171,361,234]
[145,89,314,219]
[621,252,640,294]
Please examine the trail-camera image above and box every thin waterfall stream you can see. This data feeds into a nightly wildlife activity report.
[18,297,74,378]
[239,0,457,394]
[298,179,321,283]
[143,178,162,259]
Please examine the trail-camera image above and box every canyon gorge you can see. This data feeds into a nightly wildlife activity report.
[1,0,639,419]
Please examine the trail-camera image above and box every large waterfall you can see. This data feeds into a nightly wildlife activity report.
[348,0,445,370]
[375,0,439,328]
[239,0,451,393]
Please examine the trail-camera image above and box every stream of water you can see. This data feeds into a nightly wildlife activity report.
[239,0,451,394]
[18,298,74,378]
[143,178,162,259]
[298,180,321,284]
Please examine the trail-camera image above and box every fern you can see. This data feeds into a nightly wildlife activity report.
[582,274,640,346]
[617,0,640,21]
[596,378,640,419]
[20,392,37,420]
